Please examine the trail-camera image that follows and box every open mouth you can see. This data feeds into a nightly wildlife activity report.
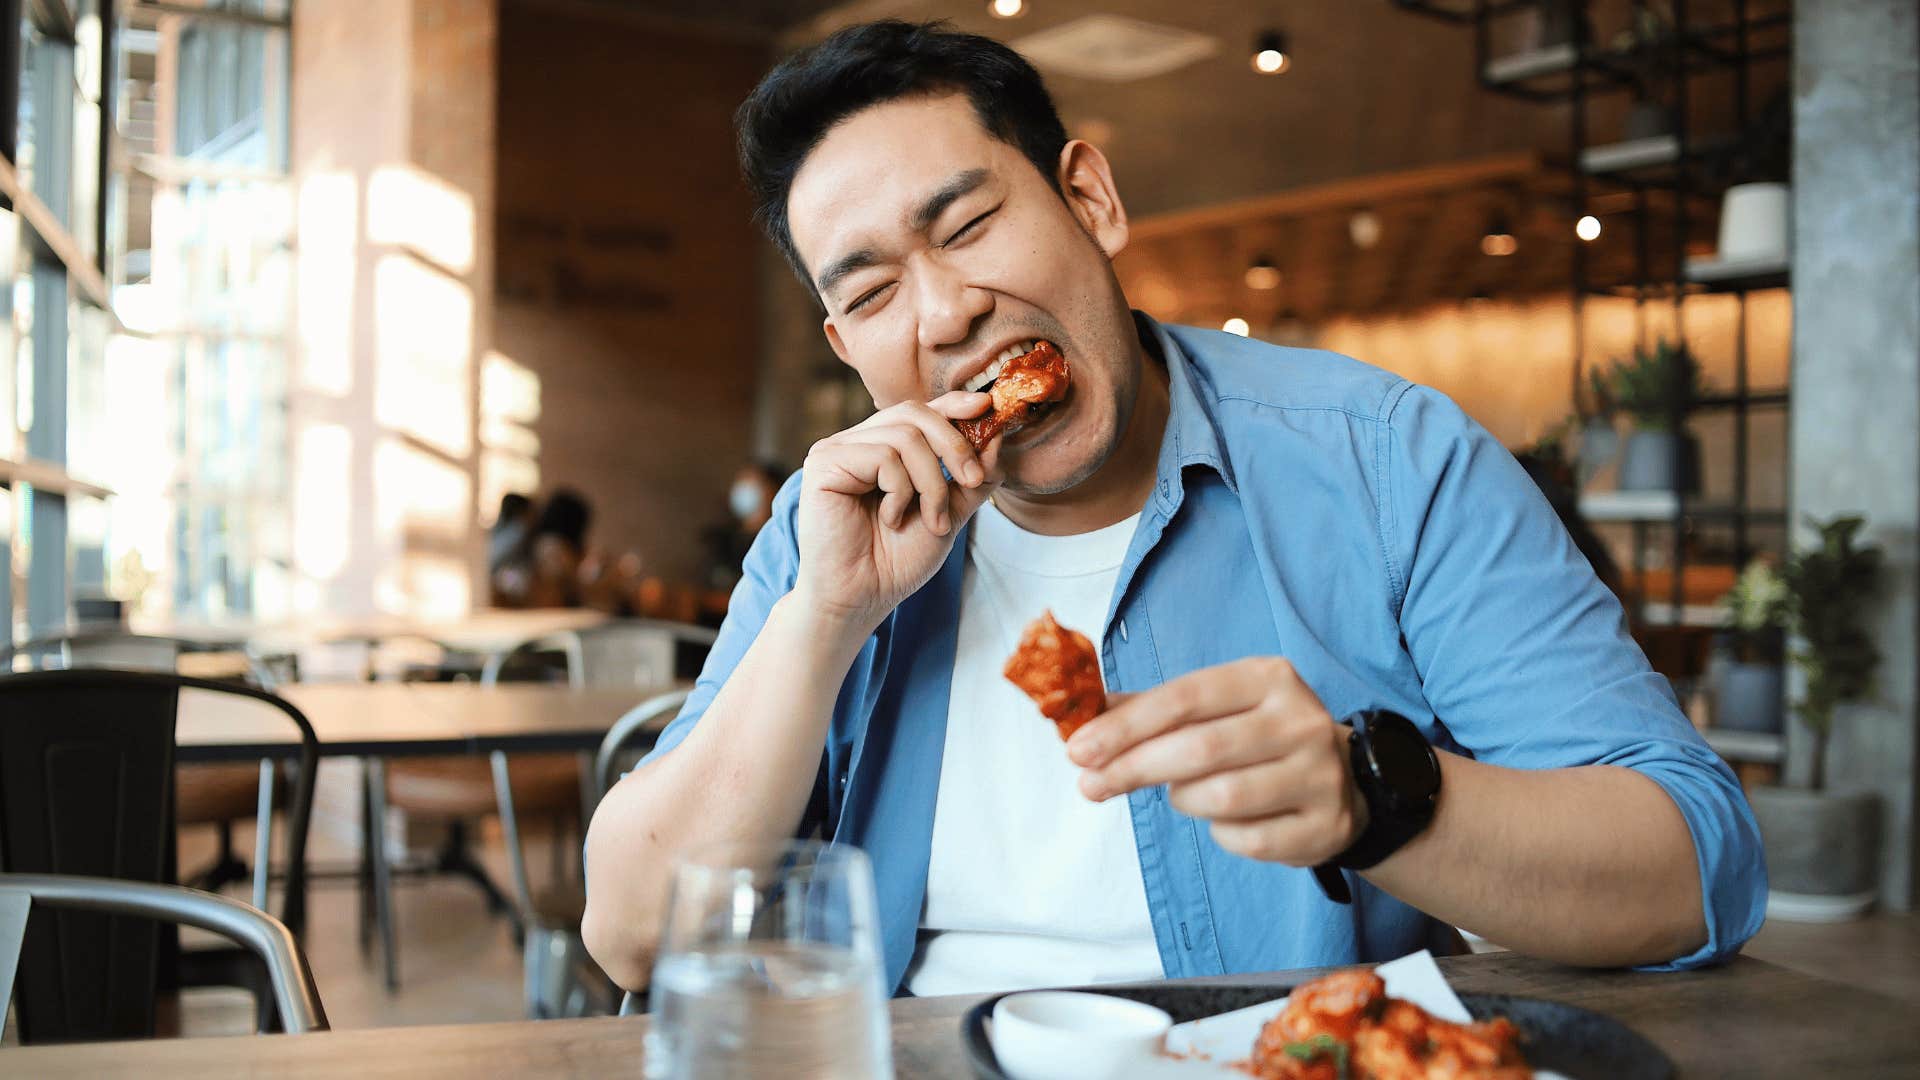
[953,340,1070,451]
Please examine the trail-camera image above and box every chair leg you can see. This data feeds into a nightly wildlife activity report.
[366,758,400,992]
[357,767,375,954]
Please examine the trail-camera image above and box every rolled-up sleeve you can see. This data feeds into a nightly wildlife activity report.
[642,472,804,763]
[1384,385,1767,969]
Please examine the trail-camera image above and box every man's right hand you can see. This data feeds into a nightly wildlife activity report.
[793,390,999,633]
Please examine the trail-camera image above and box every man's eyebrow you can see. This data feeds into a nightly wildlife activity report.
[907,167,991,234]
[816,248,880,300]
[813,168,992,301]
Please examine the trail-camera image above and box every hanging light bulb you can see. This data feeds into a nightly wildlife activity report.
[1481,213,1518,257]
[988,0,1025,18]
[1244,256,1282,291]
[1348,210,1382,250]
[1222,317,1251,336]
[1251,31,1290,75]
[1576,214,1602,241]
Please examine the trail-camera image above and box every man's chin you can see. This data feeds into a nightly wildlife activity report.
[996,431,1107,497]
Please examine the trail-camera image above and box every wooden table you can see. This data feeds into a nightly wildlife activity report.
[7,952,1916,1077]
[175,682,674,761]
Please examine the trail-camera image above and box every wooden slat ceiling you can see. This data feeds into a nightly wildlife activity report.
[1113,154,1720,327]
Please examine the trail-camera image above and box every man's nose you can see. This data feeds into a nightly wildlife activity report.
[913,257,992,351]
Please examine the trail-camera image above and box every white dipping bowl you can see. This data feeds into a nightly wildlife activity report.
[990,990,1174,1080]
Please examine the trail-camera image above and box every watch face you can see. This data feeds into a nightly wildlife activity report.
[1366,712,1440,804]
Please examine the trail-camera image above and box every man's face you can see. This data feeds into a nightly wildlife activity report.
[786,93,1138,495]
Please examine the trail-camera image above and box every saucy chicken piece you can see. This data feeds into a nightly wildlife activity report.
[953,341,1070,451]
[1244,971,1532,1080]
[1002,610,1105,740]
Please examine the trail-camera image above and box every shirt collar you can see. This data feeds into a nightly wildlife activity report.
[1135,311,1237,508]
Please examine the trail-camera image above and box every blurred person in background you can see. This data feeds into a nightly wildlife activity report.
[493,488,593,608]
[486,492,536,606]
[703,461,789,592]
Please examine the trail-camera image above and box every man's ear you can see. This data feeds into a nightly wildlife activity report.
[1056,139,1130,259]
[823,317,853,366]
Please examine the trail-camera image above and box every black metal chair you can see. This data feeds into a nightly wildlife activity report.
[2,631,284,895]
[511,686,690,1019]
[0,669,319,1042]
[0,874,329,1039]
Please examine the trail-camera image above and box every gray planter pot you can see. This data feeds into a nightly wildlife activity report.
[1713,660,1784,733]
[1617,429,1699,493]
[1749,786,1881,921]
[1577,418,1620,487]
[1624,100,1674,141]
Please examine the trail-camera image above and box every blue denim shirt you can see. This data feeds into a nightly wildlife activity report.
[645,315,1767,994]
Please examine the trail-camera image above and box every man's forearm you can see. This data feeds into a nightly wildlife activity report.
[1362,754,1707,967]
[582,592,871,988]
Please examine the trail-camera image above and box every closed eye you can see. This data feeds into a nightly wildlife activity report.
[846,281,893,314]
[942,208,995,248]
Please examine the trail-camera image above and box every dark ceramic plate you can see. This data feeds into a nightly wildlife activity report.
[963,984,1675,1079]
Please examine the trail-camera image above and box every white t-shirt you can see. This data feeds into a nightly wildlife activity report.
[904,501,1164,997]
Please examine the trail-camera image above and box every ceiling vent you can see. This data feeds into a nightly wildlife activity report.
[1010,14,1218,83]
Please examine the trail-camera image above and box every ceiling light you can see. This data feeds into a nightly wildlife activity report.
[1244,257,1282,291]
[1576,214,1602,242]
[1251,30,1290,75]
[1222,317,1251,336]
[1349,210,1381,250]
[989,0,1026,18]
[1481,213,1518,257]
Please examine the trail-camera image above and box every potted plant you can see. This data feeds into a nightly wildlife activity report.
[1576,366,1620,487]
[1748,515,1886,921]
[1711,559,1788,733]
[1612,6,1679,141]
[1607,339,1702,492]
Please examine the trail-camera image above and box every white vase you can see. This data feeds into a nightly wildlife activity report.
[1718,182,1791,263]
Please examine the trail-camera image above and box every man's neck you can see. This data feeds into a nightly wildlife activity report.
[991,339,1171,537]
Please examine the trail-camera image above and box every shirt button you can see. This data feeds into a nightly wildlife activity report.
[1118,618,1129,642]
[1159,479,1170,497]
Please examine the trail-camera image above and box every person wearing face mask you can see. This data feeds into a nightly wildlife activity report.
[704,461,789,592]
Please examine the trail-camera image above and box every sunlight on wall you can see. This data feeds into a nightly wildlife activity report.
[373,254,473,458]
[374,435,469,537]
[297,170,359,397]
[478,348,541,516]
[368,164,476,276]
[293,422,351,580]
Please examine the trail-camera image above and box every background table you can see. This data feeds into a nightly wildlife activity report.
[6,952,1916,1077]
[175,682,674,761]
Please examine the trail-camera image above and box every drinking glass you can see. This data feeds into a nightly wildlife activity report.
[645,840,893,1079]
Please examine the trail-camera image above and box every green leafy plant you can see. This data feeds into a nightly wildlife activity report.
[1720,558,1789,664]
[1782,515,1884,790]
[1607,339,1703,429]
[1584,365,1617,419]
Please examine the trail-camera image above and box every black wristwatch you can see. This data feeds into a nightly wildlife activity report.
[1311,710,1442,905]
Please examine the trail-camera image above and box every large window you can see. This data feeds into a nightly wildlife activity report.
[0,0,291,643]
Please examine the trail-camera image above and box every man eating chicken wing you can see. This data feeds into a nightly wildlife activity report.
[584,20,1765,998]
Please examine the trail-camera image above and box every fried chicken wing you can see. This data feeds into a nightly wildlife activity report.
[953,341,1069,451]
[1003,609,1105,740]
[1245,972,1531,1080]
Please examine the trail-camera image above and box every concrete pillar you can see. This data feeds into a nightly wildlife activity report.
[289,0,497,619]
[1790,1,1920,910]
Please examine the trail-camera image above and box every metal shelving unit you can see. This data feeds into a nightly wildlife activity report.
[1393,0,1794,626]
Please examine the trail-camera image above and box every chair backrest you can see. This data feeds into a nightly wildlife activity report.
[0,669,319,1043]
[4,630,278,689]
[594,687,693,798]
[0,874,329,1036]
[484,620,716,690]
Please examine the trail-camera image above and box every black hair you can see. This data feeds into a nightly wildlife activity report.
[531,488,592,554]
[496,492,533,526]
[735,19,1069,292]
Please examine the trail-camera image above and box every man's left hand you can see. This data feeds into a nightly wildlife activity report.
[1066,657,1368,867]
